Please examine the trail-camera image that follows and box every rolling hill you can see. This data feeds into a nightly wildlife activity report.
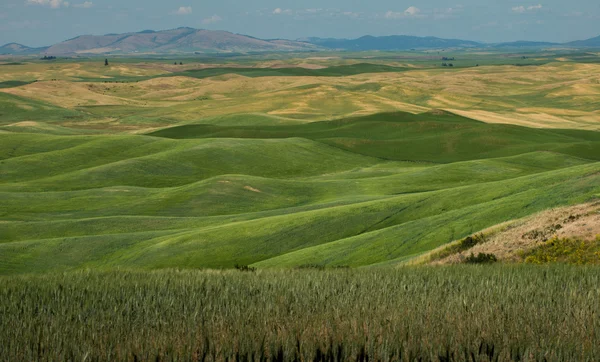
[1,111,599,274]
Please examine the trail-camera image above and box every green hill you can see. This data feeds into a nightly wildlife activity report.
[1,111,599,274]
[150,112,600,162]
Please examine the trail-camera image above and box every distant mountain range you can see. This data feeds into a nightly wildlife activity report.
[302,35,600,50]
[567,35,600,47]
[1,28,600,55]
[301,35,482,50]
[1,28,318,55]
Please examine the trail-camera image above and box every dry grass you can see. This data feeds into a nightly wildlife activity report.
[244,186,262,193]
[0,62,167,82]
[435,202,600,264]
[6,121,40,127]
[1,80,152,107]
[1,61,599,130]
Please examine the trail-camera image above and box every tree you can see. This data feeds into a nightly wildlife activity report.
[104,59,109,66]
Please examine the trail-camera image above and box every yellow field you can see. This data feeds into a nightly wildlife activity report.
[1,60,599,131]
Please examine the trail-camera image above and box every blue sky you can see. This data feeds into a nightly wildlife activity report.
[1,0,599,47]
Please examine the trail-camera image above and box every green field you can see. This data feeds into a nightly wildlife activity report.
[1,52,600,273]
[1,110,599,273]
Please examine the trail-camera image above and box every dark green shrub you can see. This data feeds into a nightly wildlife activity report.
[296,264,326,270]
[234,264,256,272]
[465,252,498,264]
[429,233,488,261]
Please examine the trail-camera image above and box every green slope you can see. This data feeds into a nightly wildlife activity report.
[0,162,599,273]
[150,111,600,162]
[0,136,378,191]
[1,111,599,274]
[177,64,409,79]
[0,93,91,125]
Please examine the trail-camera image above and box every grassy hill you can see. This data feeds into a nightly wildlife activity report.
[1,111,599,274]
[150,111,600,162]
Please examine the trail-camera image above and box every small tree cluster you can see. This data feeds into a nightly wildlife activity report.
[465,253,498,264]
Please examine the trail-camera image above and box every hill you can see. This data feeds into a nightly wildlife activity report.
[1,111,599,273]
[0,43,47,55]
[42,28,319,55]
[303,35,482,50]
[567,35,600,47]
[422,202,600,264]
[303,35,600,51]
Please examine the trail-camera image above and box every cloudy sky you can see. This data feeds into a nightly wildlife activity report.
[1,0,599,47]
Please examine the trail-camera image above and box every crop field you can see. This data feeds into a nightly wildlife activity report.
[1,51,600,274]
[1,266,600,361]
[1,49,600,360]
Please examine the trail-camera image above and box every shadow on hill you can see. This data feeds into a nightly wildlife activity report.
[149,111,600,163]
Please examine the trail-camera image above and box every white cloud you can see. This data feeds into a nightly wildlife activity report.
[26,0,69,9]
[172,6,192,15]
[202,14,222,24]
[385,6,421,19]
[272,8,292,15]
[404,6,420,16]
[512,4,543,13]
[73,1,92,8]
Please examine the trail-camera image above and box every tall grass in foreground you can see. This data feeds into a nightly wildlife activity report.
[1,266,599,361]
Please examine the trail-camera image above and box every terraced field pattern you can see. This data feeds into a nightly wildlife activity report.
[1,52,600,274]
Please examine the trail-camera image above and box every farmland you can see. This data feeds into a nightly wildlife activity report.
[0,50,600,360]
[1,52,600,272]
[2,266,600,361]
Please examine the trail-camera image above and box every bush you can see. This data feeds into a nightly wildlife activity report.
[524,237,600,265]
[461,234,486,249]
[234,264,256,272]
[429,233,488,261]
[465,252,498,264]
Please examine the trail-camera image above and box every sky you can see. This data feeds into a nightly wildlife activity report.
[1,0,599,47]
